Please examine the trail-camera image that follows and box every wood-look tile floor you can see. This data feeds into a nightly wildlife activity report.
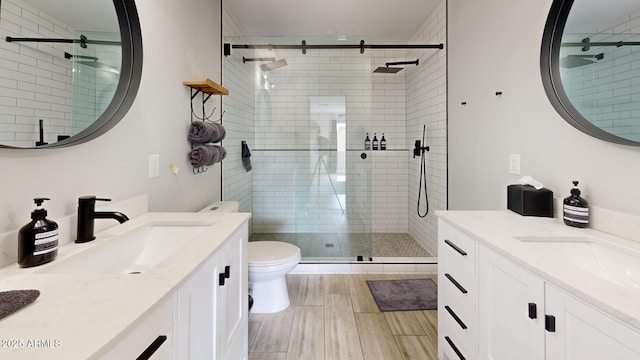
[249,274,438,360]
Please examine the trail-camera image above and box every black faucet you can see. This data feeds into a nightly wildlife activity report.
[76,196,129,243]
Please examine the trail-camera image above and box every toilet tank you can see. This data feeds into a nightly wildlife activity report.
[199,201,240,213]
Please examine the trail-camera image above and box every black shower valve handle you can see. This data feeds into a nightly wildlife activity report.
[413,140,430,158]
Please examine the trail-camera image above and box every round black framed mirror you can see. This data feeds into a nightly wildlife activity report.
[0,0,142,149]
[541,0,640,146]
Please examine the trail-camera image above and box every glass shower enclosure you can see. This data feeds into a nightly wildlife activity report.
[223,36,374,261]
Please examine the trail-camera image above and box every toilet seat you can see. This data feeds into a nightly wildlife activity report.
[248,241,300,266]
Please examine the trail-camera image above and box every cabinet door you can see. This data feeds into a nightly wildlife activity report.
[217,227,249,360]
[174,253,219,359]
[545,284,640,360]
[478,245,545,360]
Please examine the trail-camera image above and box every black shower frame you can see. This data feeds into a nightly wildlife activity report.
[224,40,443,56]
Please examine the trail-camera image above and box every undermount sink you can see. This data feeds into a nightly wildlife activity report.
[514,235,640,290]
[38,222,213,274]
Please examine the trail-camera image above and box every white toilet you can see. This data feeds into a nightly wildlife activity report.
[199,201,301,314]
[248,241,301,313]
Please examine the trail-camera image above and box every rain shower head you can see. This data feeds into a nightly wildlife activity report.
[373,66,404,73]
[260,59,288,72]
[373,59,419,73]
[560,53,604,69]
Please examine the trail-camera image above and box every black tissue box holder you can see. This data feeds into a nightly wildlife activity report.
[507,184,553,217]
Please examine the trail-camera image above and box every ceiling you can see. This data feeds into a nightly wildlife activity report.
[224,0,442,43]
[565,0,640,33]
[22,0,118,32]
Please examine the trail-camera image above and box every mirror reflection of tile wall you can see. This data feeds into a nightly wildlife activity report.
[0,0,75,147]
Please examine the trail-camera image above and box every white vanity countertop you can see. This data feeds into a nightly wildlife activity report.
[0,211,251,360]
[436,210,640,330]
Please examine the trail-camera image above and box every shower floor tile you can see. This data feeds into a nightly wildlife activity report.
[249,232,431,258]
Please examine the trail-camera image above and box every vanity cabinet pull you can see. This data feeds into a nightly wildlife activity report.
[444,336,466,360]
[545,314,556,332]
[444,239,467,256]
[445,273,468,294]
[528,302,537,319]
[219,272,226,286]
[224,265,231,279]
[136,335,167,360]
[445,305,467,329]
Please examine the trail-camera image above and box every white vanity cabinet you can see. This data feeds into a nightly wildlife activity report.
[438,217,640,360]
[174,225,248,360]
[478,244,640,360]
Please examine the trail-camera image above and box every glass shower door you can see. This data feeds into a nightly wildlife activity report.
[294,95,373,261]
[71,31,121,135]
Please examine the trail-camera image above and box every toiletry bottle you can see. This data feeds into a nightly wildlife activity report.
[380,133,387,150]
[372,133,379,150]
[563,181,589,228]
[18,198,58,267]
[364,133,371,150]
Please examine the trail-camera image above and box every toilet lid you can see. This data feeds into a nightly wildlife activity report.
[248,241,301,266]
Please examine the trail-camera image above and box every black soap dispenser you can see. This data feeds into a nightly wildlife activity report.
[18,198,59,267]
[563,181,589,228]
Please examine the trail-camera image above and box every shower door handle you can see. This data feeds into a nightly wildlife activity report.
[360,152,367,159]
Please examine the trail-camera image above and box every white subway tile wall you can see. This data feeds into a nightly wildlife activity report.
[0,0,74,146]
[560,10,640,141]
[0,0,121,147]
[406,1,447,257]
[222,8,254,230]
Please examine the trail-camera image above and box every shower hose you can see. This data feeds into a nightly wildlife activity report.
[418,124,429,218]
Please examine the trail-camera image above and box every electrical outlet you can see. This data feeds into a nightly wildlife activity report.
[149,154,160,178]
[509,154,521,175]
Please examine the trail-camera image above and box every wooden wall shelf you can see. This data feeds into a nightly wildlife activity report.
[183,78,229,95]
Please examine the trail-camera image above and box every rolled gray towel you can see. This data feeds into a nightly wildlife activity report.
[210,123,226,143]
[189,145,227,167]
[188,121,226,143]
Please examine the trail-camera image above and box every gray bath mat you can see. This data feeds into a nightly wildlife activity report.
[367,279,437,311]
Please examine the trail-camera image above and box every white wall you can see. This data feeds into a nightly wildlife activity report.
[448,0,640,221]
[0,0,223,266]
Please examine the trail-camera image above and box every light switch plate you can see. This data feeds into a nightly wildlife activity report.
[149,154,160,178]
[509,153,521,175]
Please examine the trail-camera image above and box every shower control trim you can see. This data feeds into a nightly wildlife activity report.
[413,140,429,158]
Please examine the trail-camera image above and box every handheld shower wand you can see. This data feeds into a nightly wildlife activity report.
[416,125,429,218]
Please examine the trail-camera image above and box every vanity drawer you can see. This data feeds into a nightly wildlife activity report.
[441,299,475,345]
[439,221,477,277]
[439,268,476,315]
[98,299,173,360]
[440,329,473,360]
